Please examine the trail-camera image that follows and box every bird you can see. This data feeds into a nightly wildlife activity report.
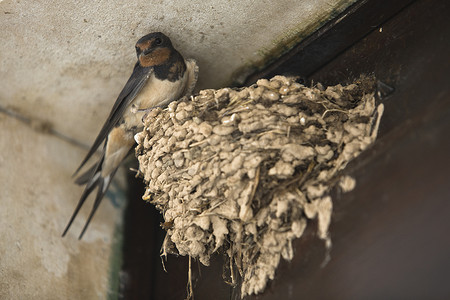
[63,32,198,239]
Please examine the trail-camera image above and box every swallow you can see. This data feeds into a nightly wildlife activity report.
[63,32,198,239]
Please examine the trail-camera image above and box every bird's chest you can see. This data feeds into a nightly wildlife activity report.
[135,73,187,109]
[123,73,187,129]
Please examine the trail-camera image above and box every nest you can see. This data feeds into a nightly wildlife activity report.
[135,75,384,297]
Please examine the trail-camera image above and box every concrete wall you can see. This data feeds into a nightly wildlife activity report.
[0,0,356,298]
[0,117,122,299]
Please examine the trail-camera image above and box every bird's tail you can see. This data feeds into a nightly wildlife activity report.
[62,154,117,239]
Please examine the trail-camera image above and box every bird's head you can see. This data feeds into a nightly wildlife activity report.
[135,32,174,67]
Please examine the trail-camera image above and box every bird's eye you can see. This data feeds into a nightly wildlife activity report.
[154,38,162,45]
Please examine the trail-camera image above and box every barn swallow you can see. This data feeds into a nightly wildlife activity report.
[63,32,198,239]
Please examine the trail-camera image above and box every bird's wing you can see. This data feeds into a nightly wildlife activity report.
[184,58,199,97]
[74,63,153,175]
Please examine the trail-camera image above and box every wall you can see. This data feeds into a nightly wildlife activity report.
[0,0,356,298]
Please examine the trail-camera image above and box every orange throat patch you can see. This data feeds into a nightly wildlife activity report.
[139,47,171,67]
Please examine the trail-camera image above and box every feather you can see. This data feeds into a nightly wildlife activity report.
[73,64,153,176]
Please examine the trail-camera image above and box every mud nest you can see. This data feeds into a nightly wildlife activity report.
[135,75,384,297]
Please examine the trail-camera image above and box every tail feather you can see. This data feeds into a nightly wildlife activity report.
[65,139,131,238]
[63,152,115,239]
[62,172,100,237]
[74,164,98,185]
[77,172,116,239]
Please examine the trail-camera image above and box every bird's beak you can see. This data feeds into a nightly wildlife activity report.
[143,48,153,56]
